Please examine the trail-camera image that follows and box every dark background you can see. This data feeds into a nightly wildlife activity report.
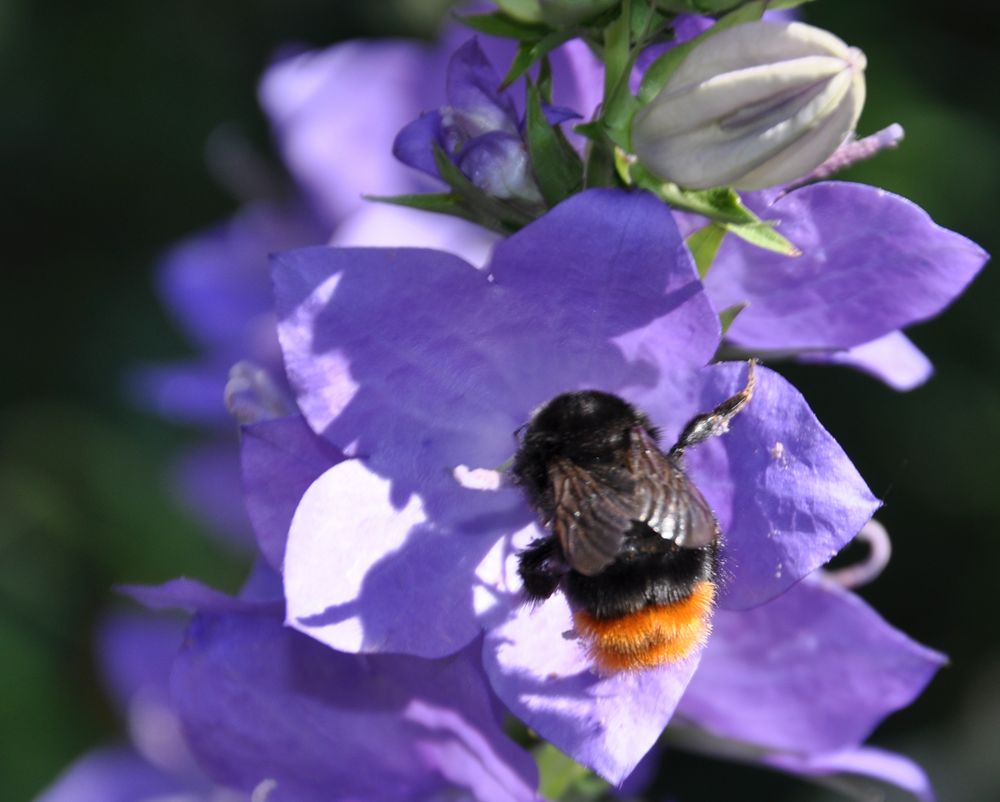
[1,1,996,800]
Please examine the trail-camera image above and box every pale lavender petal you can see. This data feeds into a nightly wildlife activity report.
[284,459,525,658]
[798,330,934,391]
[260,40,450,222]
[331,202,497,268]
[705,182,989,350]
[33,747,192,802]
[678,577,946,753]
[458,131,542,203]
[241,415,344,571]
[172,610,539,802]
[632,362,879,609]
[763,746,935,802]
[483,590,700,785]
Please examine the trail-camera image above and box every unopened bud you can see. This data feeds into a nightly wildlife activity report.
[632,21,867,190]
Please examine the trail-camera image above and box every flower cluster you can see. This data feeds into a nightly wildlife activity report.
[47,2,989,801]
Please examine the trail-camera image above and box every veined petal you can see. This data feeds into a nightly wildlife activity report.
[678,577,946,752]
[705,182,989,350]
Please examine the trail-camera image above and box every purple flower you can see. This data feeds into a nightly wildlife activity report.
[34,611,223,802]
[260,188,944,783]
[39,574,543,802]
[393,38,555,207]
[703,181,988,390]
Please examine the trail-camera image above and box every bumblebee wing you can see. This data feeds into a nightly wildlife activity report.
[630,427,720,550]
[549,459,634,576]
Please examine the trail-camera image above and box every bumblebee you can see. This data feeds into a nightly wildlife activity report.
[512,363,756,673]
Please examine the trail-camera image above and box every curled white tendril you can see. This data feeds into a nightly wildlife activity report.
[822,518,892,588]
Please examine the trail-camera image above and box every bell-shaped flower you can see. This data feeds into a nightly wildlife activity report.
[259,189,943,784]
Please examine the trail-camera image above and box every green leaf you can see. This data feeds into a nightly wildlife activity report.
[724,220,802,256]
[431,144,535,231]
[719,300,749,335]
[363,192,482,224]
[686,222,727,278]
[496,0,544,23]
[638,0,767,104]
[526,79,584,205]
[501,29,577,89]
[535,744,608,801]
[455,11,550,40]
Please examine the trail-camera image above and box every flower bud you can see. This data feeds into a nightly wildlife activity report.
[632,20,867,190]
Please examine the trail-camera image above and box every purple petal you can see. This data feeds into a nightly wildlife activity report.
[487,189,719,392]
[129,360,232,424]
[260,40,450,222]
[705,182,989,350]
[96,612,184,711]
[633,362,880,609]
[34,747,191,802]
[445,39,519,140]
[763,746,935,802]
[171,610,539,802]
[393,110,446,177]
[284,459,525,658]
[241,415,344,570]
[798,330,934,391]
[678,577,945,754]
[118,578,280,615]
[483,591,700,785]
[274,189,717,492]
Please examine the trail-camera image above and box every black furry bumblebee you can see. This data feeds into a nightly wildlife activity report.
[511,362,756,673]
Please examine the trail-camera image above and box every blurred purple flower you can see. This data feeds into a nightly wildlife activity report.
[39,576,542,802]
[259,188,944,784]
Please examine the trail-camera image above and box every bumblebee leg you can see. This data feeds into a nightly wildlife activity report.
[670,360,756,457]
[517,537,567,601]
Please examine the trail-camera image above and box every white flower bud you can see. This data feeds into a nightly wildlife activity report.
[632,20,867,190]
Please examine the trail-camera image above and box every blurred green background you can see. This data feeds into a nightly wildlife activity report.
[1,1,996,799]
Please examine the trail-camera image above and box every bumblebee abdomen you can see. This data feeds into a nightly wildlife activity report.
[573,580,715,673]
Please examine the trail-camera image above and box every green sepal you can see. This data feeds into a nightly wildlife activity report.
[535,743,608,801]
[638,0,768,104]
[501,29,578,89]
[431,144,535,231]
[719,301,749,335]
[624,161,802,255]
[526,79,584,206]
[363,192,482,225]
[496,0,544,23]
[686,222,727,278]
[724,220,802,256]
[455,12,550,40]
